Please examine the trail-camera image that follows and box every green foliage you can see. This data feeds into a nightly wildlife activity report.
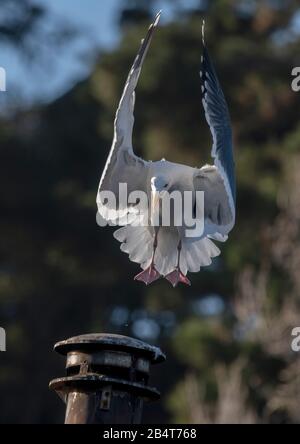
[173,318,239,369]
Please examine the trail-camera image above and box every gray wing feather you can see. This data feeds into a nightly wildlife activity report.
[200,22,236,217]
[97,12,161,222]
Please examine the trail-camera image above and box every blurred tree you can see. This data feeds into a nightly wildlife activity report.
[0,0,77,60]
[0,0,44,46]
[120,0,157,26]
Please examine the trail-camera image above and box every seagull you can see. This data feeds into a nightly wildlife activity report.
[96,12,236,287]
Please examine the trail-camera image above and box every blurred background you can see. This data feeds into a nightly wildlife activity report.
[1,0,300,424]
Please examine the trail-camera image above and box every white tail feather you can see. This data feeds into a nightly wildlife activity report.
[181,237,220,274]
[154,227,178,276]
[114,226,153,267]
[114,225,221,277]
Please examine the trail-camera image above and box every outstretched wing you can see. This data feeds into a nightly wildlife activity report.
[97,12,161,224]
[194,22,235,237]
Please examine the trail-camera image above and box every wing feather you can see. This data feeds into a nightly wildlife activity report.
[97,12,161,223]
[200,21,236,221]
[194,22,235,237]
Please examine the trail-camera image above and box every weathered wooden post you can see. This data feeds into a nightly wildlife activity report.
[49,333,165,424]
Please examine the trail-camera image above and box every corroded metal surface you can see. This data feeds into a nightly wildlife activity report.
[49,374,160,401]
[49,333,165,424]
[63,390,143,424]
[66,349,151,374]
[54,333,166,363]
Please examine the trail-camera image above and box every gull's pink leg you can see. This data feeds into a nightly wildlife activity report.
[134,266,160,285]
[165,269,191,287]
[134,230,161,285]
[165,241,191,287]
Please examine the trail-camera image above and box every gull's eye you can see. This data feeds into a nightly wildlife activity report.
[164,184,168,188]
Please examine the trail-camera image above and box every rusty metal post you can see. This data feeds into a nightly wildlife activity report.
[49,333,165,424]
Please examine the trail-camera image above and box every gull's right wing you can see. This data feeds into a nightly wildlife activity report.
[97,12,161,224]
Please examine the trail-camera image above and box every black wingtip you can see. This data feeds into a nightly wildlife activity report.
[154,10,162,27]
[135,10,162,71]
[149,10,162,31]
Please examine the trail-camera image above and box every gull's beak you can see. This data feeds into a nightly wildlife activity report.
[151,190,160,218]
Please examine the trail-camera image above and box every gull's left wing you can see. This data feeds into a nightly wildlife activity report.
[97,12,161,224]
[194,22,236,237]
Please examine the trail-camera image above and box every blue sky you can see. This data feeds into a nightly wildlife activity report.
[0,0,200,107]
[0,0,122,107]
[1,0,299,108]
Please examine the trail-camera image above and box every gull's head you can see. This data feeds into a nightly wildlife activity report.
[151,176,169,195]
